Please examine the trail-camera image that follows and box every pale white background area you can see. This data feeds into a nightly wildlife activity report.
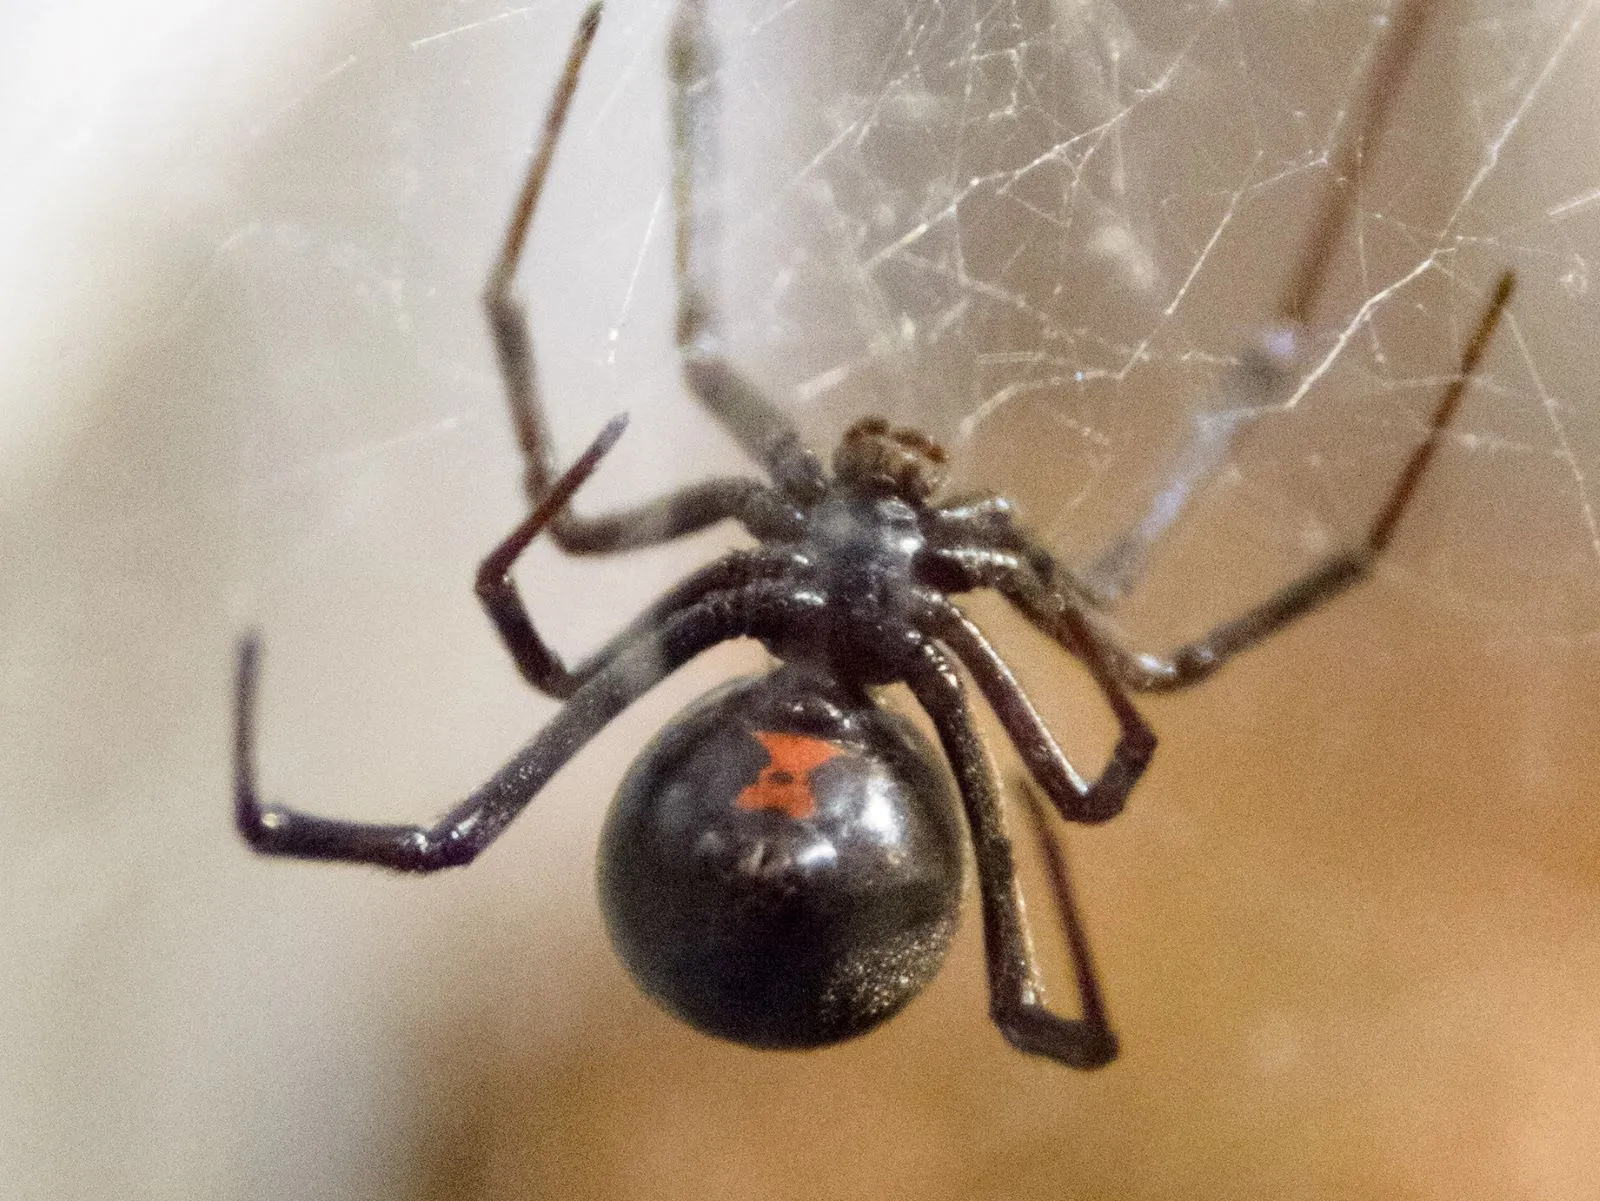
[2,1,718,1195]
[4,1,1600,1199]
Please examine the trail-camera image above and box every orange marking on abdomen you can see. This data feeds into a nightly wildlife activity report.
[736,731,844,820]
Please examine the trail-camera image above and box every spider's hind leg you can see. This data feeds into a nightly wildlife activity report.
[234,585,776,872]
[904,639,1118,1069]
[1017,775,1114,1063]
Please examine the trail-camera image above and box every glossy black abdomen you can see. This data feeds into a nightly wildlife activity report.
[598,667,964,1048]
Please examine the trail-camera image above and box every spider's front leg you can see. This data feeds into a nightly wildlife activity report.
[484,2,802,557]
[475,3,809,705]
[667,0,826,504]
[902,639,1118,1069]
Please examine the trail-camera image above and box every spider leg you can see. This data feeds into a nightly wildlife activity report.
[1001,273,1516,695]
[482,530,804,699]
[1017,774,1113,1060]
[915,591,1152,824]
[927,497,1107,610]
[1275,0,1439,329]
[669,0,827,505]
[235,584,806,871]
[902,638,1118,1069]
[474,411,804,698]
[1080,0,1444,602]
[484,4,802,554]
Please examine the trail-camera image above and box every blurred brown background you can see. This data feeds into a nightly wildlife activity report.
[3,1,1599,1198]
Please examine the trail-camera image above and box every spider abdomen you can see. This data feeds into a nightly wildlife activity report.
[598,667,965,1049]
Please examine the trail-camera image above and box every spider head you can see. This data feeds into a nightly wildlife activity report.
[831,418,949,503]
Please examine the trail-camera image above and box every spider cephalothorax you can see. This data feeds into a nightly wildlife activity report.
[232,0,1511,1068]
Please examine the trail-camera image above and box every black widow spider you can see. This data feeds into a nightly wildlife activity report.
[234,0,1514,1067]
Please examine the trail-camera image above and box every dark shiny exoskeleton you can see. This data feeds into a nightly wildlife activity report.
[230,1,1513,1069]
[601,669,964,1048]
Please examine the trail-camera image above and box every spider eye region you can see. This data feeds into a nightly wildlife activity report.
[598,668,965,1049]
[832,417,950,501]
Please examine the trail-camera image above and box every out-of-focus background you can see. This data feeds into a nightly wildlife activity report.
[4,1,1600,1198]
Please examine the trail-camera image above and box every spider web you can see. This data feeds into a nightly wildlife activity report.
[143,0,1596,835]
[203,0,1600,664]
[680,0,1600,647]
[3,5,1598,1197]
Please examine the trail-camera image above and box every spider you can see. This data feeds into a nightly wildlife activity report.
[233,0,1514,1068]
